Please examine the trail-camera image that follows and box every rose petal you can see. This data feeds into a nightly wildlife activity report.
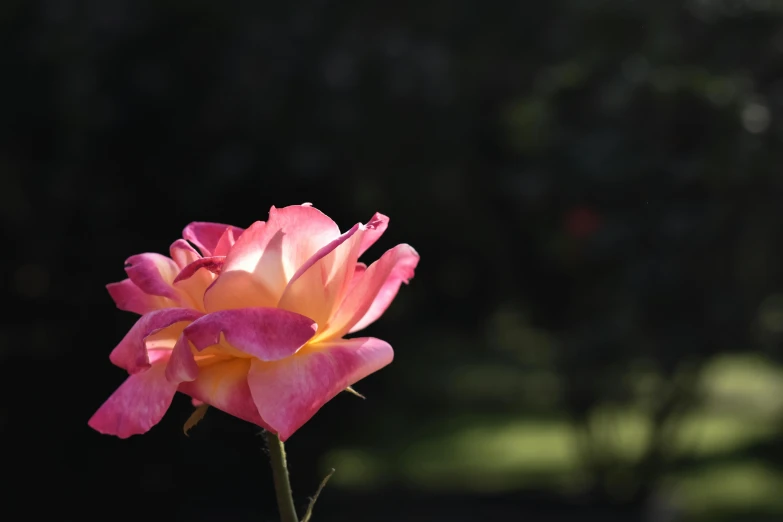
[165,334,199,383]
[145,322,189,366]
[183,222,244,257]
[167,242,215,311]
[349,248,419,333]
[88,362,178,438]
[109,308,203,373]
[322,244,419,340]
[263,205,341,279]
[124,253,182,303]
[344,263,367,294]
[204,205,341,311]
[173,257,226,283]
[247,337,393,440]
[169,239,202,270]
[277,222,365,327]
[178,358,269,429]
[203,269,278,312]
[183,308,317,361]
[358,213,389,257]
[213,226,240,257]
[106,279,167,315]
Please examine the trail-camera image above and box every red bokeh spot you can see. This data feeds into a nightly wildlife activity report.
[564,206,601,239]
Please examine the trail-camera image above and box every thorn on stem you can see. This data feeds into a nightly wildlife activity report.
[301,468,336,522]
[345,386,365,399]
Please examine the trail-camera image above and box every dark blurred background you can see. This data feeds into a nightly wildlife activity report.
[4,1,783,521]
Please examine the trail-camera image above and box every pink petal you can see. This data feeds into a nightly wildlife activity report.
[183,308,318,361]
[247,337,393,440]
[358,213,389,257]
[201,221,278,311]
[203,268,278,312]
[173,257,226,283]
[213,226,240,257]
[169,239,202,270]
[325,244,419,340]
[204,205,341,312]
[106,279,165,315]
[349,248,419,333]
[183,222,244,257]
[124,253,181,303]
[345,263,367,295]
[109,308,203,373]
[88,362,178,438]
[245,204,341,279]
[169,242,216,311]
[164,334,199,383]
[178,358,269,429]
[145,322,189,365]
[277,222,365,328]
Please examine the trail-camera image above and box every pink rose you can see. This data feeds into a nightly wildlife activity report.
[89,204,419,440]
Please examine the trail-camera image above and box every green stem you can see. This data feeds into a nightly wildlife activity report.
[265,431,299,522]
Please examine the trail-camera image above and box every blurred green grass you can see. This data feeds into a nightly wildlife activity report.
[324,354,783,520]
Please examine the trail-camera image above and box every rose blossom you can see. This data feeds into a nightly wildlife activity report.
[89,204,419,440]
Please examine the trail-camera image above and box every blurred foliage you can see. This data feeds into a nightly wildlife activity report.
[3,0,783,521]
